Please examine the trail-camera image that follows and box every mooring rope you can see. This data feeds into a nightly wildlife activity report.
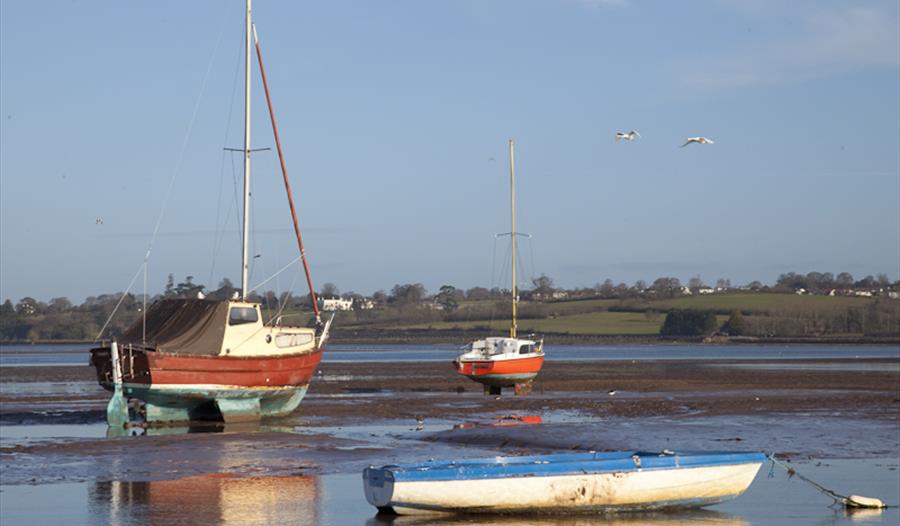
[768,454,893,509]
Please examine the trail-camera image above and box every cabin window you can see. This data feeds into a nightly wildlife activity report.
[275,333,313,348]
[229,307,259,326]
[519,344,533,355]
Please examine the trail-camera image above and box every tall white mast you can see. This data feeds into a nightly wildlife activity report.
[509,139,517,339]
[240,0,253,298]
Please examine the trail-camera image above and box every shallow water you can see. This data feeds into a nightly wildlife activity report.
[1,458,897,525]
[1,342,898,367]
[2,344,898,524]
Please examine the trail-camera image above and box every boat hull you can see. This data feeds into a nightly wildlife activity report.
[453,354,544,387]
[90,346,322,423]
[363,451,765,515]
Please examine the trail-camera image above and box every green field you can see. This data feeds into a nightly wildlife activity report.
[393,311,660,335]
[337,292,887,337]
[390,311,737,335]
[639,292,872,313]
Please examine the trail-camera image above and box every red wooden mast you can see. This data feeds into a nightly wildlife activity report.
[252,24,321,323]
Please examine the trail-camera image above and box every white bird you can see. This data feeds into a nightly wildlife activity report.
[615,130,640,141]
[607,389,617,396]
[197,291,206,299]
[681,137,714,147]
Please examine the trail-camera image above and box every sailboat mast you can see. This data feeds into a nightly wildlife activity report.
[509,139,517,339]
[240,0,253,299]
[252,24,322,323]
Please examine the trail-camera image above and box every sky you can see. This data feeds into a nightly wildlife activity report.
[1,0,898,303]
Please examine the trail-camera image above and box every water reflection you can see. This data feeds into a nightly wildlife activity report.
[366,509,748,525]
[105,421,299,439]
[90,474,319,525]
[843,507,886,523]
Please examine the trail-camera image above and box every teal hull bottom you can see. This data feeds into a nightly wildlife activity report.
[120,383,310,424]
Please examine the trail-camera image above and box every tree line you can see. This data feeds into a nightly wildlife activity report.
[1,270,897,341]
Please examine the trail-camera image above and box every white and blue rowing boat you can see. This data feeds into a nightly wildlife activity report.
[363,450,766,515]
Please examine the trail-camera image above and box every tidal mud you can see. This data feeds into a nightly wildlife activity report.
[2,355,899,524]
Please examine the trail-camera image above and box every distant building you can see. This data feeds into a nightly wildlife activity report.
[680,286,693,296]
[698,288,715,295]
[321,298,354,311]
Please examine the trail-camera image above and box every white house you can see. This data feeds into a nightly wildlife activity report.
[322,298,354,311]
[698,288,715,295]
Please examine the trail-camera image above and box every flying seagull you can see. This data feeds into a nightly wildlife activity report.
[681,137,714,147]
[615,130,640,141]
[95,217,103,225]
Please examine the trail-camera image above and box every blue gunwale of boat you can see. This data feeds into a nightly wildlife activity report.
[373,451,767,482]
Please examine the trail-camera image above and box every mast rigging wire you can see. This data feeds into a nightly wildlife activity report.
[209,29,250,288]
[93,4,232,342]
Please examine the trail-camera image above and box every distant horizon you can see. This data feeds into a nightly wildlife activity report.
[2,1,898,306]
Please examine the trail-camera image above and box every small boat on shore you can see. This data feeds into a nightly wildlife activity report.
[453,140,544,395]
[363,450,766,515]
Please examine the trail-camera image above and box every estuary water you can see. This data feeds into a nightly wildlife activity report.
[2,342,898,525]
[1,458,897,525]
[1,342,898,367]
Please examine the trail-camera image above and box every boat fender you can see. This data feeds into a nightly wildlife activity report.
[845,495,886,509]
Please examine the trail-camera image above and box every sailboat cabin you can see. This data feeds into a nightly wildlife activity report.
[469,337,541,359]
[117,298,317,358]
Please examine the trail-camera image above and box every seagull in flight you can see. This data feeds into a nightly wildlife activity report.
[681,137,714,147]
[95,217,103,225]
[615,130,640,142]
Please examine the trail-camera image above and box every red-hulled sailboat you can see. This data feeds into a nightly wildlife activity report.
[453,140,544,395]
[90,0,332,425]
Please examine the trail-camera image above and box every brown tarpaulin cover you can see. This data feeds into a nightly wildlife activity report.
[120,299,229,356]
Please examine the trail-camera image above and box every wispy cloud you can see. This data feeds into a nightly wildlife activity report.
[674,5,900,90]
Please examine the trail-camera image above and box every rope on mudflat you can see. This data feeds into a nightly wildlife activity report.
[768,454,891,509]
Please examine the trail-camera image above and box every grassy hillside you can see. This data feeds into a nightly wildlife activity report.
[337,292,895,338]
[634,292,872,314]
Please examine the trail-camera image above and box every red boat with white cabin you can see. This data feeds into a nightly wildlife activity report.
[454,140,544,395]
[89,0,331,425]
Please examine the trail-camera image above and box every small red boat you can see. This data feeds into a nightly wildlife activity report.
[453,337,544,395]
[454,140,544,395]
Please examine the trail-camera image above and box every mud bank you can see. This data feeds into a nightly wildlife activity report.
[1,357,898,484]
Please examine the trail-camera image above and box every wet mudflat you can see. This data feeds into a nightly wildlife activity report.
[1,351,899,525]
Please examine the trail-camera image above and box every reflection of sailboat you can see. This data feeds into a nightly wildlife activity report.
[92,474,319,524]
[89,0,331,425]
[453,140,544,395]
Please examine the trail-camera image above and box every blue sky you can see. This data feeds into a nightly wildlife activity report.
[1,0,898,302]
